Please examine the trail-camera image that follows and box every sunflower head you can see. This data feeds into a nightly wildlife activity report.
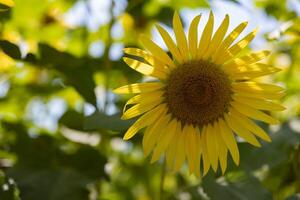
[114,11,285,177]
[165,59,233,127]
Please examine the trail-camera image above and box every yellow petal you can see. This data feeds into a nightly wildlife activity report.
[205,123,219,172]
[215,123,228,174]
[194,127,202,177]
[227,64,281,80]
[113,82,164,94]
[156,24,184,63]
[233,96,285,111]
[143,126,152,155]
[125,90,164,107]
[225,113,261,147]
[219,142,228,174]
[233,82,284,93]
[230,107,271,142]
[151,119,178,163]
[228,29,258,54]
[224,62,273,74]
[140,35,176,69]
[235,90,284,100]
[200,126,211,175]
[123,104,167,140]
[122,99,162,120]
[227,50,270,66]
[166,129,179,170]
[233,69,281,80]
[231,101,280,124]
[174,125,185,171]
[123,91,164,114]
[203,14,229,59]
[123,48,168,70]
[197,11,214,59]
[123,57,167,79]
[216,29,258,64]
[212,21,248,62]
[173,11,189,60]
[218,119,240,165]
[188,15,201,59]
[143,113,170,156]
[184,125,197,174]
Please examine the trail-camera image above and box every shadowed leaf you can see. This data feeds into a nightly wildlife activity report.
[0,40,21,59]
[84,111,135,132]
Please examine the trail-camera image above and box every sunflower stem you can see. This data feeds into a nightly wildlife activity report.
[159,159,166,200]
[103,0,115,112]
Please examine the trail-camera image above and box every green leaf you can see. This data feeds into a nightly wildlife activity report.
[287,194,300,200]
[61,110,134,132]
[0,42,98,105]
[0,0,14,11]
[84,111,134,132]
[202,173,272,200]
[59,110,84,131]
[9,169,90,200]
[170,0,209,9]
[0,170,20,200]
[237,123,300,172]
[224,123,300,198]
[3,122,107,200]
[37,43,97,105]
[0,40,21,59]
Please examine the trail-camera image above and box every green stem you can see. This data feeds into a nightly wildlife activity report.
[292,145,300,192]
[102,0,115,112]
[159,159,166,200]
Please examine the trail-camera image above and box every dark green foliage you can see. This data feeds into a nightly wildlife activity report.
[0,40,21,59]
[0,171,20,200]
[60,110,85,130]
[84,111,135,132]
[202,174,272,200]
[2,121,107,200]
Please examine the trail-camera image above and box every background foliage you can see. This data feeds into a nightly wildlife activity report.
[0,0,300,199]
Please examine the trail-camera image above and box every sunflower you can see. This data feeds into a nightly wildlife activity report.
[114,11,285,176]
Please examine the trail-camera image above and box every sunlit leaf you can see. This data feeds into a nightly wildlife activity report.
[0,0,14,11]
[170,0,209,9]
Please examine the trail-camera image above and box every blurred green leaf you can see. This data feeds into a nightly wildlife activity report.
[0,170,20,200]
[59,110,84,131]
[287,194,300,200]
[0,41,98,105]
[2,121,107,200]
[0,40,21,59]
[238,123,300,172]
[170,0,209,9]
[37,43,97,105]
[0,0,14,11]
[255,0,295,19]
[202,174,272,200]
[9,169,90,200]
[84,111,134,132]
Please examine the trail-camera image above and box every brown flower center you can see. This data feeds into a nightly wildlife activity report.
[164,60,233,127]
